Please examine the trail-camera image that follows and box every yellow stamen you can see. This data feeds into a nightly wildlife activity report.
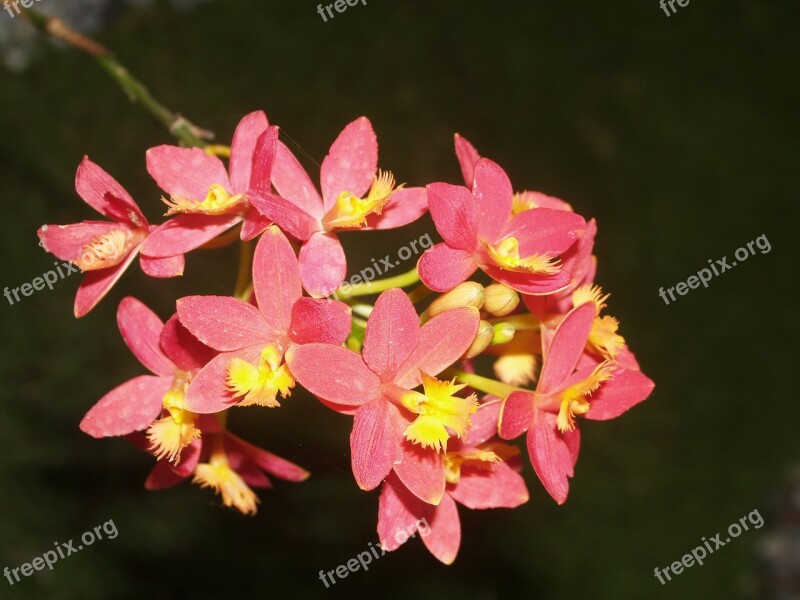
[512,192,538,215]
[146,371,201,464]
[226,345,295,407]
[193,435,259,516]
[556,360,616,432]
[163,183,245,216]
[401,373,478,452]
[483,237,561,274]
[572,285,626,359]
[73,229,144,272]
[443,443,519,484]
[323,170,403,230]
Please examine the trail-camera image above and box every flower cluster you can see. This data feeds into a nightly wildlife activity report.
[39,111,654,563]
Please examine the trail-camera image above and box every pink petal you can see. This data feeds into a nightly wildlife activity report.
[421,492,461,565]
[417,243,477,293]
[394,307,480,390]
[454,133,480,187]
[248,190,320,242]
[559,218,597,291]
[176,295,272,352]
[449,459,529,509]
[272,142,324,219]
[139,253,184,278]
[145,461,187,490]
[80,375,170,438]
[586,368,655,420]
[117,297,175,377]
[226,433,310,482]
[252,225,302,332]
[228,454,273,489]
[393,441,446,505]
[288,297,352,346]
[159,314,216,372]
[285,343,381,406]
[74,246,140,318]
[240,206,272,241]
[362,288,419,382]
[481,265,572,296]
[229,110,269,193]
[298,231,347,297]
[502,207,586,257]
[498,391,535,439]
[38,221,126,262]
[528,410,574,504]
[463,399,502,446]
[140,214,241,258]
[320,116,378,210]
[378,473,427,552]
[426,183,477,251]
[365,187,429,230]
[471,158,513,243]
[171,439,202,478]
[537,303,596,395]
[517,190,573,212]
[351,397,403,490]
[564,427,581,468]
[146,145,231,198]
[247,126,279,195]
[75,157,146,227]
[184,345,262,413]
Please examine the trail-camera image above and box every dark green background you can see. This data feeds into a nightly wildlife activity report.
[1,1,796,598]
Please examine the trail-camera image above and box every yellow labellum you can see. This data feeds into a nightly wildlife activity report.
[226,345,295,407]
[193,463,259,516]
[556,360,616,432]
[484,237,561,274]
[147,371,200,464]
[163,183,245,216]
[323,170,403,230]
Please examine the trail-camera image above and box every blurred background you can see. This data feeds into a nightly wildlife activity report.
[0,1,797,598]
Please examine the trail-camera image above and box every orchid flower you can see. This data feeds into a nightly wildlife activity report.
[418,157,587,294]
[377,400,528,564]
[141,111,278,259]
[286,288,480,490]
[37,158,184,317]
[498,302,655,504]
[176,225,352,413]
[248,117,429,296]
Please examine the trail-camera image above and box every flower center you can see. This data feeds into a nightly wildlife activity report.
[556,360,616,432]
[74,229,144,272]
[443,442,518,484]
[322,170,402,230]
[193,435,259,516]
[394,372,478,452]
[146,370,200,464]
[226,345,295,407]
[163,183,245,216]
[483,236,561,274]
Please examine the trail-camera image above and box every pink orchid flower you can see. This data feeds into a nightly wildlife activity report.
[176,225,352,414]
[141,111,279,259]
[248,117,429,297]
[498,302,655,504]
[418,157,587,295]
[37,157,184,317]
[377,399,528,564]
[286,288,480,491]
[80,296,216,464]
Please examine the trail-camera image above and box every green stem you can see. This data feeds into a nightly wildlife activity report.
[407,284,433,304]
[442,369,523,399]
[334,267,420,300]
[21,7,211,147]
[234,241,253,300]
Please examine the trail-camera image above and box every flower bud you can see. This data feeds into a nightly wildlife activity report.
[463,320,494,359]
[492,322,516,345]
[422,282,485,323]
[483,283,520,317]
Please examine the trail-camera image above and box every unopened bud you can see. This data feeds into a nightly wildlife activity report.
[492,322,516,345]
[483,283,520,317]
[463,320,494,359]
[422,282,485,322]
